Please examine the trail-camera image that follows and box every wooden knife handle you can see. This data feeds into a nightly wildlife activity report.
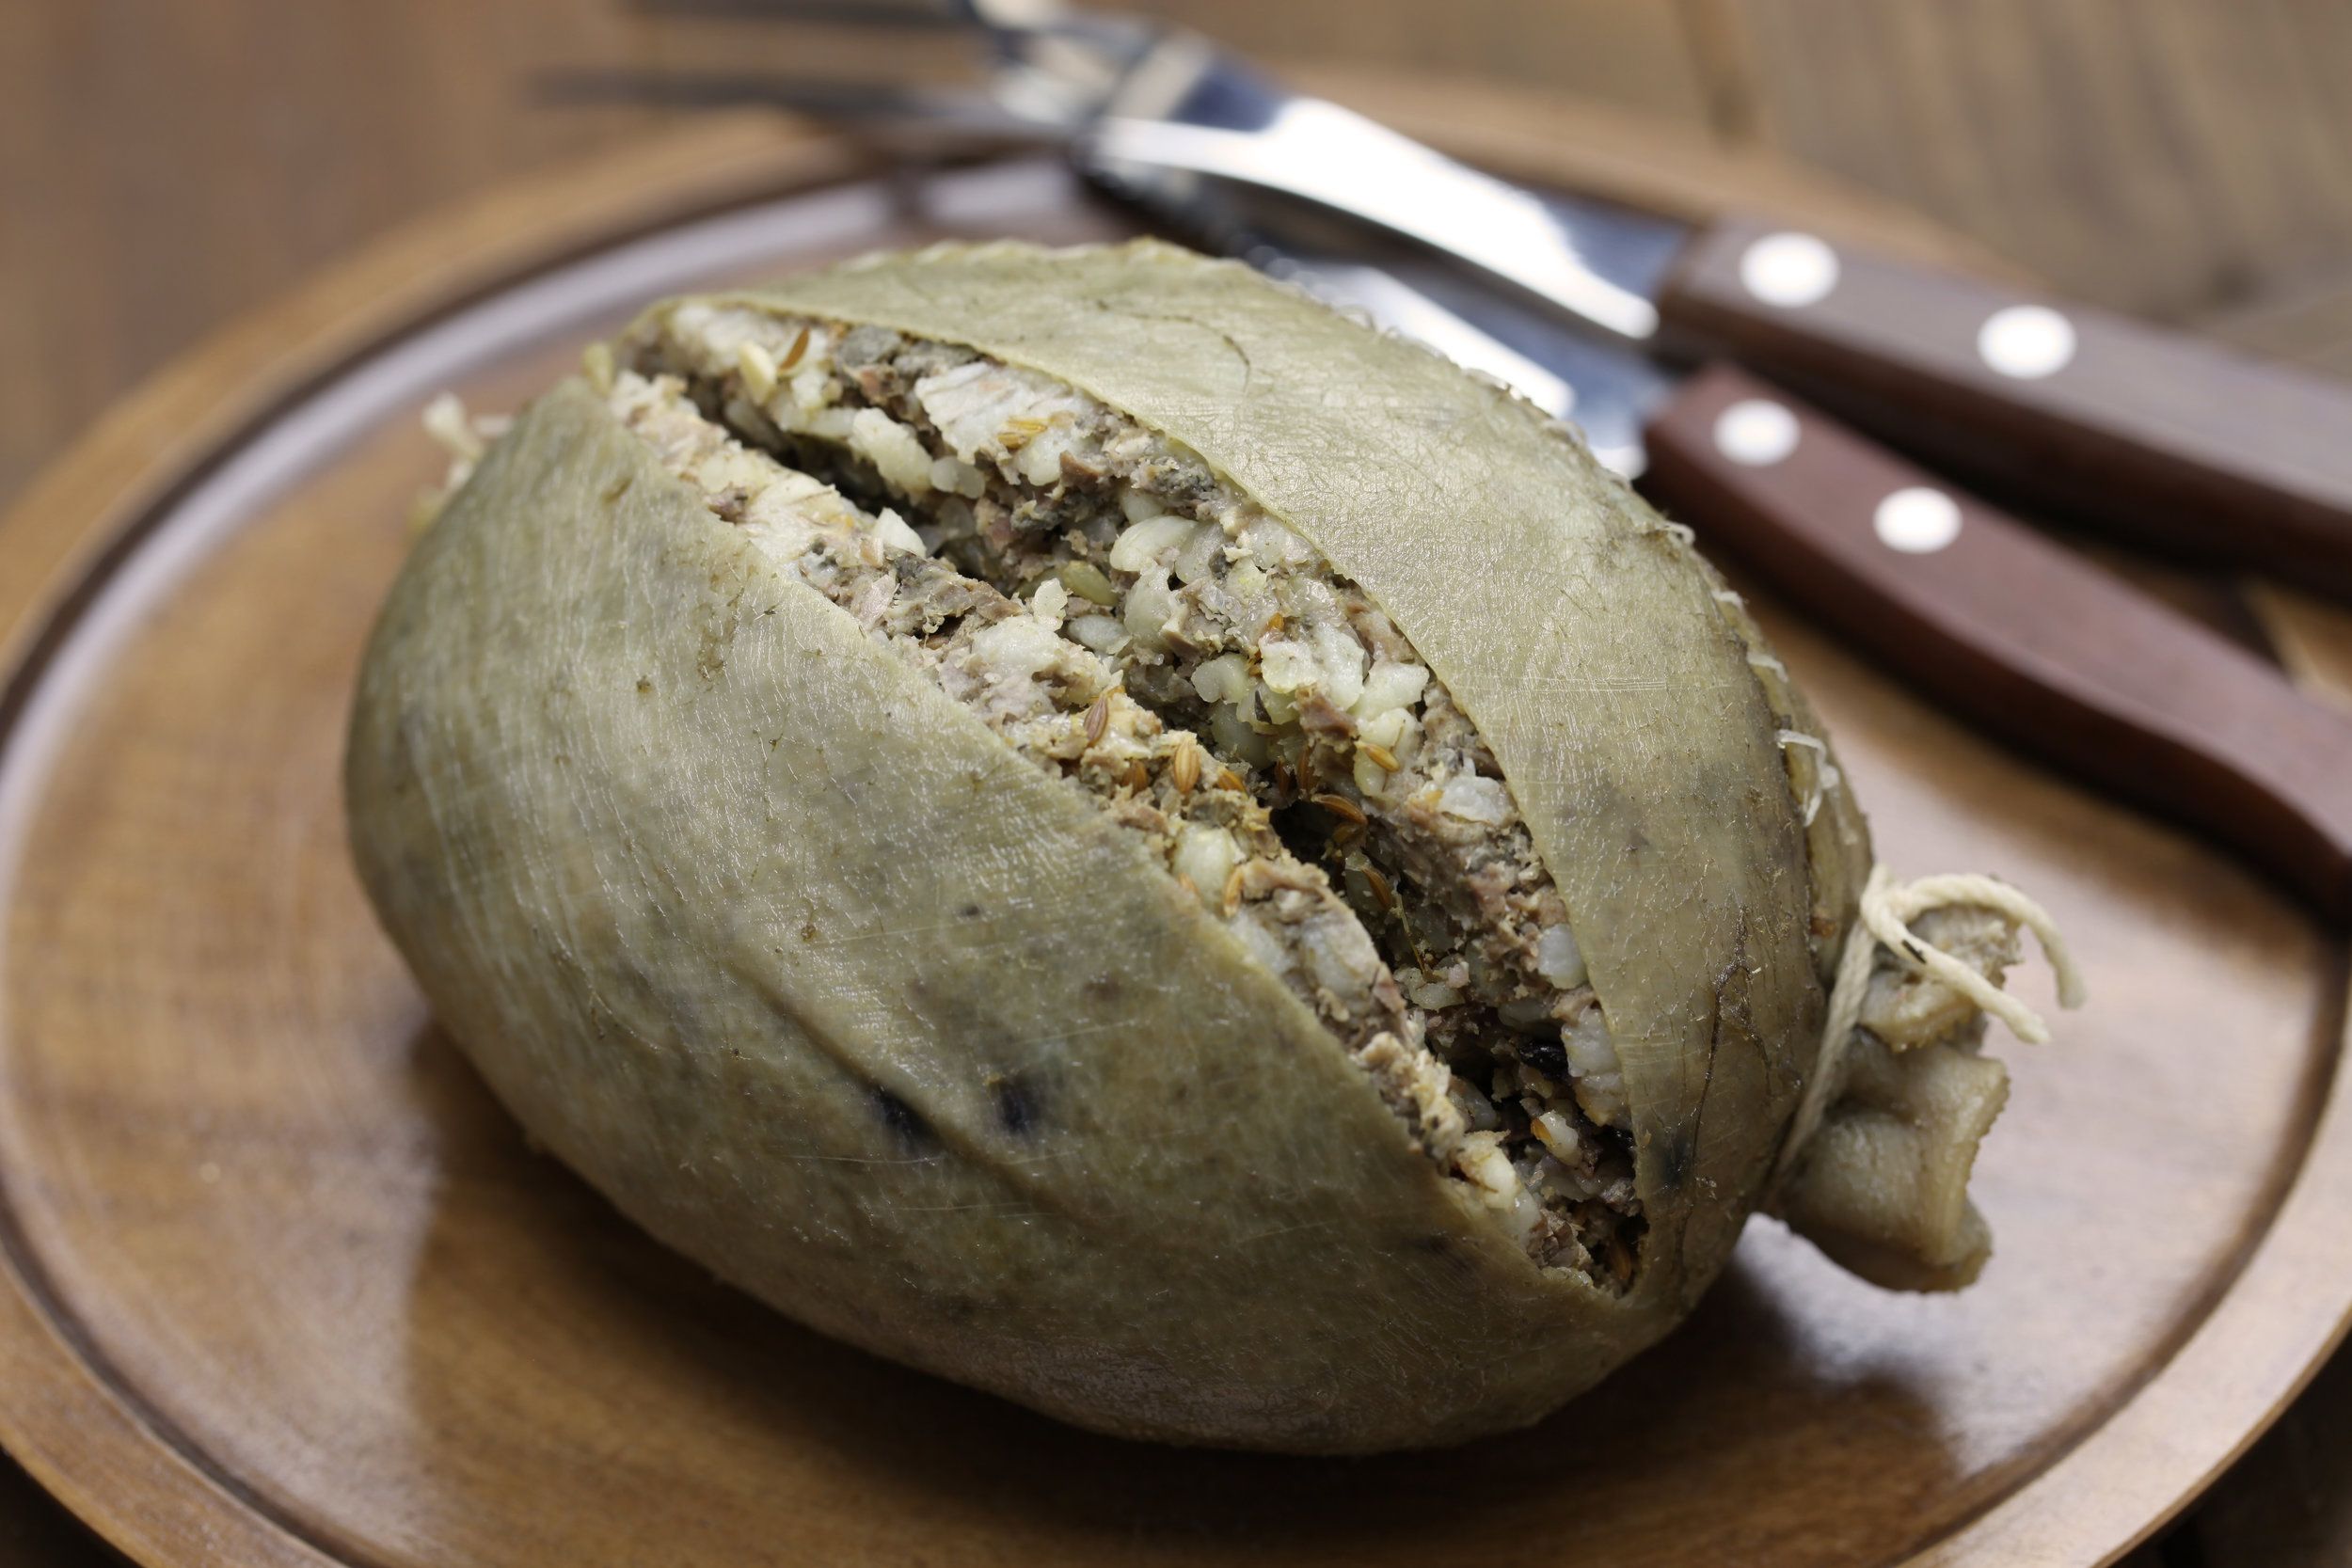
[1658,214,2352,601]
[1640,361,2352,920]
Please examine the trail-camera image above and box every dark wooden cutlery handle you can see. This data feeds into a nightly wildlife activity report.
[1660,214,2352,602]
[1640,361,2352,920]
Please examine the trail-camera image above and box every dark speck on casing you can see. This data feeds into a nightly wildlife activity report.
[872,1087,932,1148]
[1660,1132,1695,1189]
[990,1074,1041,1136]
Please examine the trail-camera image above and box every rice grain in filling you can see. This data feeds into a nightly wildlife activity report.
[610,308,1648,1285]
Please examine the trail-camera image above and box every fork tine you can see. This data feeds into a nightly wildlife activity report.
[620,0,1110,44]
[624,0,978,23]
[531,69,1065,138]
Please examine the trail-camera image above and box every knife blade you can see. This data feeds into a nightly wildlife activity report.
[1254,240,2352,920]
[1082,34,1685,343]
[1232,247,1665,480]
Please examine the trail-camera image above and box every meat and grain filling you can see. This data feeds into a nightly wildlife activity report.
[603,306,1643,1285]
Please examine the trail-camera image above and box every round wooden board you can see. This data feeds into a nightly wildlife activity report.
[2,116,2348,1568]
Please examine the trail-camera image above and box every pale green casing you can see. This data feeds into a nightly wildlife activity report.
[345,241,1829,1452]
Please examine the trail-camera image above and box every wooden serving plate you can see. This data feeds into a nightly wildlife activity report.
[2,114,2348,1568]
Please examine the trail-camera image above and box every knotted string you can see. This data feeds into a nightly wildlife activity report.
[1772,866,2086,1184]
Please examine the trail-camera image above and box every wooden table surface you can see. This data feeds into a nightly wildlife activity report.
[7,4,2350,1563]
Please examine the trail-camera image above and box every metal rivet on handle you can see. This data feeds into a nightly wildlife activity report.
[1713,399,1802,467]
[1874,486,1963,553]
[1739,232,1840,308]
[1979,305,2077,379]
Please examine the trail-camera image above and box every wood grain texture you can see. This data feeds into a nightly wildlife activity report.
[2186,590,2352,1568]
[2194,316,2352,1568]
[1727,0,2352,321]
[0,123,2346,1568]
[2197,1348,2352,1565]
[1640,360,2352,919]
[0,0,971,511]
[0,110,879,1568]
[1128,0,1710,115]
[1661,215,2352,596]
[2201,262,2352,380]
[0,0,1704,514]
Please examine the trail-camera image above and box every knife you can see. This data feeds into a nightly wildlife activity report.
[1066,35,2352,601]
[1244,237,2352,920]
